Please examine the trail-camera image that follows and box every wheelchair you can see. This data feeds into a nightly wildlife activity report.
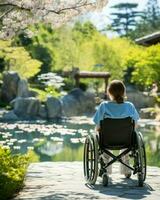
[83,117,146,187]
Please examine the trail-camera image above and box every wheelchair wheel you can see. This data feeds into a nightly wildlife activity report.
[83,134,99,185]
[136,132,147,187]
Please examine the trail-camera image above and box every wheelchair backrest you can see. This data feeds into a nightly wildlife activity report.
[99,117,135,150]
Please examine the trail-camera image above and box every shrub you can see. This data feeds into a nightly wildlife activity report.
[123,44,160,89]
[0,147,29,200]
[0,40,42,79]
[29,87,48,102]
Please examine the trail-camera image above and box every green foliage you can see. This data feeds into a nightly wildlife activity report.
[73,21,98,40]
[29,87,47,101]
[29,86,61,101]
[123,44,160,88]
[27,149,40,162]
[14,24,57,74]
[63,77,75,91]
[45,86,61,98]
[0,40,42,79]
[146,0,160,29]
[0,147,29,200]
[129,0,160,39]
[14,22,99,72]
[29,45,53,74]
[13,22,155,90]
[110,3,143,36]
[109,0,160,40]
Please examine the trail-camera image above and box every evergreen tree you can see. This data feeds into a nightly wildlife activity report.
[146,0,160,29]
[110,3,142,36]
[129,0,160,39]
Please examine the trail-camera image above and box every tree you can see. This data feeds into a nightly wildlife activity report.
[146,0,160,29]
[0,0,108,38]
[110,3,142,36]
[0,40,42,78]
[12,21,138,82]
[13,24,59,74]
[129,0,160,39]
[123,44,160,89]
[73,21,97,40]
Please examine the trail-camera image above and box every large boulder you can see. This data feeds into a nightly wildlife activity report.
[17,79,29,97]
[1,71,20,102]
[61,94,80,116]
[16,79,38,98]
[28,90,38,97]
[45,96,62,119]
[3,110,19,121]
[11,97,40,119]
[84,92,96,113]
[126,86,155,109]
[140,107,156,119]
[61,88,96,116]
[38,104,47,119]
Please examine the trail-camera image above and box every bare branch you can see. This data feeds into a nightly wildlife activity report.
[0,7,14,20]
[47,2,94,15]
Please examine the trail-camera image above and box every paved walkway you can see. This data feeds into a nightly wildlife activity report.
[14,162,160,200]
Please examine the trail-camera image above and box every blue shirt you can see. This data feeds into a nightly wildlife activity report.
[93,101,139,125]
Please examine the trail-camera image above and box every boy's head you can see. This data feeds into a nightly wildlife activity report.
[107,80,126,103]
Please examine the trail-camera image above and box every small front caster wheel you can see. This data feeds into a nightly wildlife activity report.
[125,172,132,179]
[102,173,109,187]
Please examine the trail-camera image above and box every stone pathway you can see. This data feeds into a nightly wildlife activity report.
[14,162,160,200]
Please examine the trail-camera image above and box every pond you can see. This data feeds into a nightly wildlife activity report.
[0,117,160,167]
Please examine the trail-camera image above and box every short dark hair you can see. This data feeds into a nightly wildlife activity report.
[107,80,126,104]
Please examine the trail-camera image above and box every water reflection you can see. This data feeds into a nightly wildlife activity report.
[0,119,160,166]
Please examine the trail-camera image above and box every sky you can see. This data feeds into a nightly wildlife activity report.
[80,0,160,36]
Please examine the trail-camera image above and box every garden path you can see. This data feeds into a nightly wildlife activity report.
[14,162,160,200]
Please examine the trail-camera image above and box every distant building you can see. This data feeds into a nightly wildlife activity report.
[135,31,160,46]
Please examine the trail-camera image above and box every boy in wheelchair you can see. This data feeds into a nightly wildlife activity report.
[83,80,146,187]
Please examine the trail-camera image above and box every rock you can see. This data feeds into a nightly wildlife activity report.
[61,94,80,116]
[140,107,156,119]
[17,79,29,97]
[38,104,47,119]
[84,92,96,113]
[2,110,19,120]
[17,79,38,98]
[28,90,38,97]
[12,97,40,119]
[61,88,96,116]
[1,71,20,102]
[68,88,84,98]
[127,90,155,109]
[45,96,62,119]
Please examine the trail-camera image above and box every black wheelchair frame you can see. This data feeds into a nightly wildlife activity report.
[83,117,147,187]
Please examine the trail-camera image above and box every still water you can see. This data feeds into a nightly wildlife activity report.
[0,117,160,167]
